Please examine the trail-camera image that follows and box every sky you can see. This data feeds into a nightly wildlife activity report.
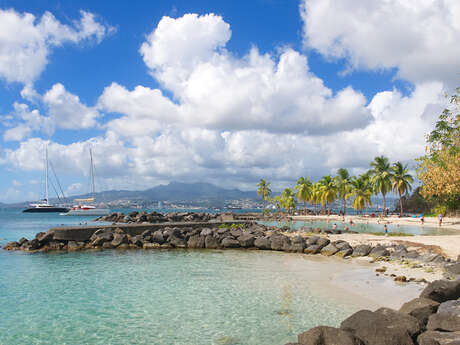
[0,0,459,203]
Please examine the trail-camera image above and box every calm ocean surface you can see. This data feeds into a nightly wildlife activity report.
[0,209,422,345]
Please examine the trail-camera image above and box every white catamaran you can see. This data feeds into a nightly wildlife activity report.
[64,149,110,216]
[23,147,69,213]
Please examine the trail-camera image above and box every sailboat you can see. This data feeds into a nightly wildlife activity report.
[23,147,69,213]
[64,149,110,216]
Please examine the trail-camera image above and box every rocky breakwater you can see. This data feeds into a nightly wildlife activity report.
[286,279,460,345]
[96,211,219,224]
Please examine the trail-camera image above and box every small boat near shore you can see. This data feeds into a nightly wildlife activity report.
[63,148,110,216]
[23,147,69,213]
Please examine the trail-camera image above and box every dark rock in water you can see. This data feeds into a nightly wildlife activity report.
[298,326,364,345]
[169,234,186,248]
[68,241,83,251]
[352,244,372,257]
[340,308,423,345]
[369,246,390,258]
[222,238,240,248]
[427,300,460,331]
[187,235,205,249]
[420,280,460,303]
[254,237,271,250]
[399,297,440,324]
[4,241,20,250]
[36,231,53,244]
[304,244,322,254]
[24,239,40,250]
[18,237,28,246]
[321,244,339,256]
[237,234,255,248]
[306,236,319,246]
[130,235,144,247]
[417,330,460,345]
[205,235,220,249]
[102,242,114,249]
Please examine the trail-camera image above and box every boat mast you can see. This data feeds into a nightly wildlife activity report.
[45,146,49,203]
[90,148,95,200]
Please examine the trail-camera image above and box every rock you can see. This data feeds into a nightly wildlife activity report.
[200,228,213,237]
[254,237,271,250]
[352,244,372,257]
[333,240,351,250]
[392,247,409,259]
[399,298,440,324]
[405,250,420,259]
[369,246,390,258]
[187,235,205,249]
[205,235,220,249]
[141,230,153,238]
[316,237,330,248]
[336,248,353,258]
[18,237,28,246]
[217,228,229,235]
[298,326,364,345]
[321,244,339,256]
[304,244,322,254]
[130,235,144,247]
[271,235,289,251]
[420,280,460,303]
[102,242,114,249]
[427,300,460,331]
[222,238,240,248]
[24,239,41,250]
[67,241,83,251]
[114,227,125,234]
[169,234,186,248]
[3,241,20,250]
[306,236,320,246]
[341,308,423,345]
[90,230,113,245]
[445,262,460,277]
[36,231,54,244]
[289,242,306,253]
[395,276,408,282]
[230,229,243,238]
[152,231,165,244]
[111,233,128,247]
[417,330,460,345]
[238,234,255,248]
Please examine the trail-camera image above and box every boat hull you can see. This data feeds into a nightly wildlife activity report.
[63,208,111,216]
[23,207,69,213]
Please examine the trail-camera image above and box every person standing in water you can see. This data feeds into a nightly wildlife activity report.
[438,214,443,227]
[384,224,388,236]
[333,223,337,231]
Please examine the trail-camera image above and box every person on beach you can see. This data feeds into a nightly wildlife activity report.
[420,215,424,225]
[384,224,388,236]
[344,225,349,231]
[438,214,443,227]
[333,223,337,230]
[349,219,354,226]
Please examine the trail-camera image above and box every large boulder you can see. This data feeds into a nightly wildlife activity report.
[352,244,372,257]
[417,330,460,345]
[36,231,54,244]
[130,235,144,247]
[306,236,320,246]
[169,234,186,248]
[205,235,220,249]
[399,297,440,324]
[427,300,460,332]
[271,235,290,251]
[187,235,205,249]
[336,247,353,258]
[111,233,128,247]
[369,246,390,258]
[222,238,240,248]
[316,237,330,249]
[445,262,460,277]
[200,228,213,237]
[420,280,460,303]
[304,244,322,254]
[321,244,339,256]
[340,308,423,345]
[238,234,255,248]
[298,326,364,345]
[254,237,271,250]
[152,231,165,244]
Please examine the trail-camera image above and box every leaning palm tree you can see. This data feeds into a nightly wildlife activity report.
[334,168,352,215]
[348,175,373,213]
[370,156,393,216]
[319,175,338,215]
[257,179,272,210]
[295,177,312,214]
[391,162,414,216]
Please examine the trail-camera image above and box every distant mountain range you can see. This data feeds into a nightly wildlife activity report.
[2,181,258,207]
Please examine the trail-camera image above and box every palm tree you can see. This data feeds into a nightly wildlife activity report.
[348,175,373,213]
[295,177,312,214]
[391,162,414,216]
[334,168,352,215]
[281,188,296,214]
[361,171,373,215]
[370,156,393,216]
[310,182,322,215]
[257,179,272,211]
[319,175,338,215]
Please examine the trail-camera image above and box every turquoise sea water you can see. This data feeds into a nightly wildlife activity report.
[0,209,422,345]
